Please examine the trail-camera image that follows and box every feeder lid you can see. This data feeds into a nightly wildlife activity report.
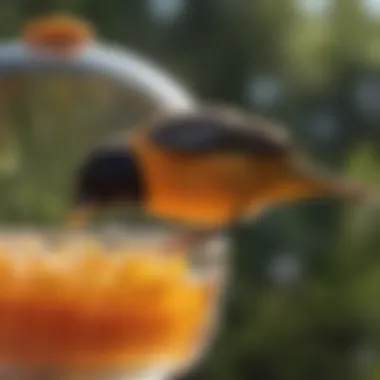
[22,14,94,55]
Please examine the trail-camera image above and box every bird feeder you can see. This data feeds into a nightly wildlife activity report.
[0,15,196,225]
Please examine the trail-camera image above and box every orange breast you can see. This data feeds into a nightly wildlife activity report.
[131,135,255,227]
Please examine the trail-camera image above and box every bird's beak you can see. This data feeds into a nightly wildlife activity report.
[68,201,98,227]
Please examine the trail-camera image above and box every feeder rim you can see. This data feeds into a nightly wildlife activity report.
[0,40,197,112]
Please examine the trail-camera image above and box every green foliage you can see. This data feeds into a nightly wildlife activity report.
[0,1,380,379]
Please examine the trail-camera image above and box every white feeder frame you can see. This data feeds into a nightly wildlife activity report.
[0,40,197,112]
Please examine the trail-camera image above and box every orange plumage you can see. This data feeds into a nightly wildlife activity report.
[71,106,372,245]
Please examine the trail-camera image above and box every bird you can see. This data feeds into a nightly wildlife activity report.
[69,105,374,250]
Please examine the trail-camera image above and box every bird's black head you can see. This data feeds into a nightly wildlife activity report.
[74,146,145,208]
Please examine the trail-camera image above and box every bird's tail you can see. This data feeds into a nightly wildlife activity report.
[286,158,379,206]
[317,174,378,205]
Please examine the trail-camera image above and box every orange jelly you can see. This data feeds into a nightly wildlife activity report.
[0,237,213,370]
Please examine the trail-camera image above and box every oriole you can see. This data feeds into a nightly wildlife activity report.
[70,106,372,248]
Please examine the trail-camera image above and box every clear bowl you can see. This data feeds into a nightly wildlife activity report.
[0,228,229,380]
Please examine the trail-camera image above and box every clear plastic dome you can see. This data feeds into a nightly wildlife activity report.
[0,39,196,226]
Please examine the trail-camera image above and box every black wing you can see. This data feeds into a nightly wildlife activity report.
[148,107,292,157]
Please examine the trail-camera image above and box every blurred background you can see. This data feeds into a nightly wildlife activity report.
[1,0,380,379]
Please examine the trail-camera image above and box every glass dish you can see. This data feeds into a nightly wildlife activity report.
[0,228,229,380]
